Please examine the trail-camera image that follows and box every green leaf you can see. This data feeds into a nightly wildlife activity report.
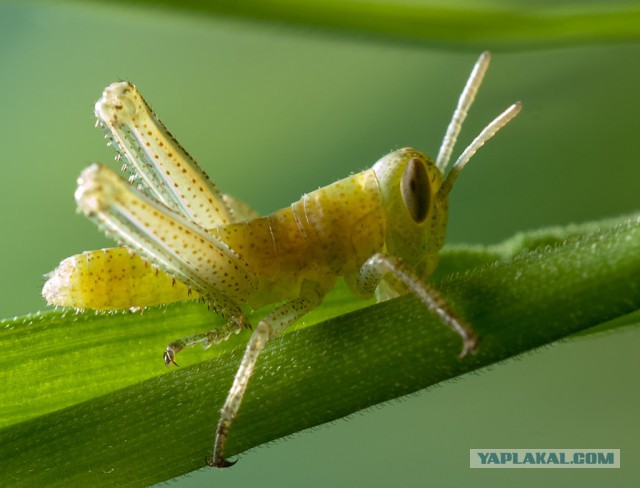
[97,0,640,49]
[2,213,639,486]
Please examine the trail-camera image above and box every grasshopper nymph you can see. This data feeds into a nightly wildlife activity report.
[43,52,521,467]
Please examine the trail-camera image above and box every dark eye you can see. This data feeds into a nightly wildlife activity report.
[400,158,430,223]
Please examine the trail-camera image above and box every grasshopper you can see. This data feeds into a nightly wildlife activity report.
[43,52,521,467]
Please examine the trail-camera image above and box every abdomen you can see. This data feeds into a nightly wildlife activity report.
[43,247,195,311]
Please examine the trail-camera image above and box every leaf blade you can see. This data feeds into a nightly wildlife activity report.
[2,213,640,486]
[94,0,640,49]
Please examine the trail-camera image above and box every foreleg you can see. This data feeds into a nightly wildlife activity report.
[358,253,477,357]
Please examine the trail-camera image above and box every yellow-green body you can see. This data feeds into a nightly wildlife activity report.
[46,149,449,312]
[225,171,376,305]
[210,168,386,307]
[233,150,448,308]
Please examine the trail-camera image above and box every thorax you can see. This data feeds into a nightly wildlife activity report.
[211,169,386,306]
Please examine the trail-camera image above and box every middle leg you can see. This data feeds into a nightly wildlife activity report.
[164,316,247,367]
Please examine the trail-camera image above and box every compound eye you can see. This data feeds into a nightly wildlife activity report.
[400,158,431,223]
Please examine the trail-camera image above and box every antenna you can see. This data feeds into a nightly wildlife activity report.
[434,52,522,199]
[436,52,491,172]
[436,102,522,200]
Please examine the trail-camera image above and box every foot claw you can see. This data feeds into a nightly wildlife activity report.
[458,332,478,359]
[206,456,237,468]
[163,347,179,367]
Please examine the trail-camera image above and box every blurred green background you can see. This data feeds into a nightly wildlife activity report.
[1,2,638,487]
